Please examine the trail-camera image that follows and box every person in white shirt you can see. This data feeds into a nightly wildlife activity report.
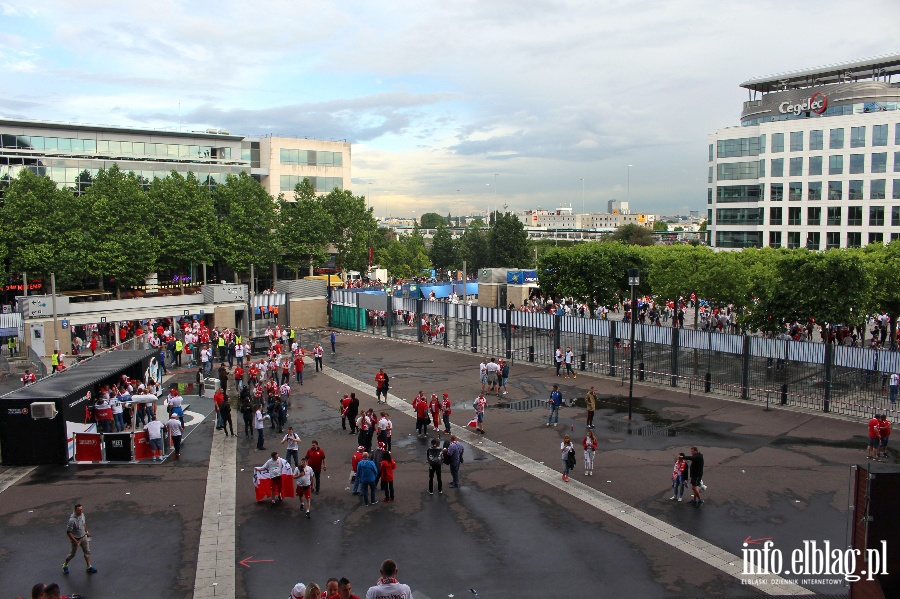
[564,347,576,379]
[365,560,412,599]
[280,426,301,468]
[254,406,267,450]
[235,341,245,367]
[485,358,500,395]
[166,414,183,459]
[293,456,314,517]
[479,359,488,392]
[144,415,165,461]
[255,451,288,505]
[890,372,899,404]
[109,395,125,432]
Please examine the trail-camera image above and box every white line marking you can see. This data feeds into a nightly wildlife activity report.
[323,368,814,597]
[0,466,36,495]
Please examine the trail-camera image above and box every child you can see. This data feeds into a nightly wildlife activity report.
[670,454,687,502]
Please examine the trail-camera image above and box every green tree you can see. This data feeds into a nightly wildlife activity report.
[488,212,530,267]
[279,178,333,276]
[456,224,490,275]
[645,244,715,304]
[321,188,378,273]
[73,169,93,197]
[652,221,669,231]
[430,224,457,271]
[419,212,445,229]
[861,242,900,348]
[698,220,708,232]
[539,242,642,308]
[213,171,277,281]
[83,165,159,296]
[375,227,432,278]
[148,171,215,282]
[470,217,485,227]
[609,223,655,246]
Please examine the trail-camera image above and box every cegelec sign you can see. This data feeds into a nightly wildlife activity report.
[779,92,828,115]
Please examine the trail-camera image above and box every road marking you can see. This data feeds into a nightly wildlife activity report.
[324,368,814,597]
[0,466,36,495]
[193,428,236,598]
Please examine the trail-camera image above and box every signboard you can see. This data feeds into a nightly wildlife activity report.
[133,431,153,461]
[61,319,69,329]
[74,433,103,462]
[104,433,133,462]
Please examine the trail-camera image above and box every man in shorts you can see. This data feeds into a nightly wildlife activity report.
[878,414,891,459]
[473,392,486,435]
[145,414,165,461]
[867,414,882,459]
[681,447,705,506]
[375,368,389,404]
[479,358,488,392]
[293,456,314,518]
[485,358,500,396]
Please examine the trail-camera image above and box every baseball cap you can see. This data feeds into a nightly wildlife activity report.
[443,393,449,398]
[292,583,307,598]
[357,445,365,451]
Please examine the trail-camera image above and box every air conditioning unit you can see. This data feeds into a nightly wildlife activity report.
[31,402,58,419]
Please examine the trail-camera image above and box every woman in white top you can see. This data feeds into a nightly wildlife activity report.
[560,434,576,482]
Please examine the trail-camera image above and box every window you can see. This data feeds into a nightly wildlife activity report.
[807,206,821,225]
[717,161,761,180]
[847,232,862,248]
[717,137,763,158]
[769,231,782,248]
[770,183,783,202]
[808,181,822,201]
[708,144,713,161]
[895,180,900,200]
[280,175,343,192]
[849,180,863,200]
[787,232,801,249]
[897,123,900,144]
[869,232,884,245]
[807,232,821,250]
[871,179,886,200]
[894,206,900,227]
[829,155,843,175]
[759,159,765,177]
[895,152,900,172]
[769,207,782,225]
[715,231,762,248]
[872,153,887,173]
[790,131,803,151]
[809,156,823,176]
[708,166,713,183]
[809,130,823,150]
[707,188,712,204]
[849,154,864,174]
[789,182,802,201]
[870,206,885,226]
[717,184,762,203]
[826,232,841,248]
[716,208,762,224]
[827,207,841,226]
[830,128,844,149]
[873,124,888,146]
[850,126,866,148]
[848,206,862,226]
[772,133,784,153]
[788,207,801,226]
[771,158,784,177]
[789,157,803,176]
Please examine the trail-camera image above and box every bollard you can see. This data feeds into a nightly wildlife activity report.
[529,345,535,363]
[704,371,711,393]
[781,383,788,405]
[580,353,586,371]
[638,362,645,382]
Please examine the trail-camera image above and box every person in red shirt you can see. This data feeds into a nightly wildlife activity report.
[305,440,326,494]
[878,415,892,459]
[341,394,352,430]
[331,577,360,599]
[89,335,98,355]
[293,354,305,385]
[374,368,388,404]
[351,445,365,495]
[428,394,442,432]
[21,370,36,386]
[234,365,245,391]
[412,392,428,437]
[867,415,882,459]
[379,451,396,502]
[248,363,260,387]
[440,393,452,434]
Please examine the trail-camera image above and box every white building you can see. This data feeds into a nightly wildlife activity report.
[708,54,900,249]
[517,205,654,230]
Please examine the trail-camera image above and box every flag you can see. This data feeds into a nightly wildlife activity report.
[280,459,295,499]
[466,417,478,428]
[254,470,272,502]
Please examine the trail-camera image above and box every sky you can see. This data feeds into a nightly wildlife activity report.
[1,0,898,217]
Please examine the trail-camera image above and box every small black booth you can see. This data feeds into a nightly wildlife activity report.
[0,349,156,466]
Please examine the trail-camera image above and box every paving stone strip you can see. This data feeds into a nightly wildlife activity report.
[193,430,237,598]
[0,466,36,495]
[324,368,814,597]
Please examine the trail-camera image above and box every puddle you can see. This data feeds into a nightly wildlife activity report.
[497,399,547,412]
[610,421,679,437]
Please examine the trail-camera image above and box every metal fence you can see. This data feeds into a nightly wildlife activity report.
[330,295,900,422]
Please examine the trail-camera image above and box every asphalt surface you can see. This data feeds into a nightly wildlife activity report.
[0,334,872,598]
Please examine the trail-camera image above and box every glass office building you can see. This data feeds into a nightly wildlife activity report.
[707,54,900,249]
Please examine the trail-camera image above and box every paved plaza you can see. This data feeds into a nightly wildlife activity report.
[0,333,873,598]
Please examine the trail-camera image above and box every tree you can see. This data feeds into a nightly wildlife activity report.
[73,169,93,197]
[861,242,900,348]
[645,244,715,304]
[470,217,485,227]
[609,223,655,246]
[652,221,669,231]
[456,224,490,275]
[375,227,432,279]
[279,178,333,276]
[419,212,445,229]
[539,242,642,309]
[488,212,530,267]
[698,220,708,232]
[430,224,457,271]
[148,171,215,281]
[213,171,277,281]
[83,165,159,296]
[321,188,378,273]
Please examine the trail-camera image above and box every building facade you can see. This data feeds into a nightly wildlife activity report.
[707,54,900,249]
[517,206,655,230]
[0,119,350,198]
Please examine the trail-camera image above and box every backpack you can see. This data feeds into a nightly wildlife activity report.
[428,448,443,466]
[441,449,451,466]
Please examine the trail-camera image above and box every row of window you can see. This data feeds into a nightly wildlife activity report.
[740,102,899,127]
[0,164,241,190]
[712,124,900,160]
[765,205,898,227]
[0,134,237,161]
[716,229,898,249]
[279,149,343,167]
[710,180,900,203]
[716,152,900,181]
[279,175,344,193]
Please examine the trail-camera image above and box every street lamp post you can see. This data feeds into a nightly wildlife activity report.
[627,268,640,421]
[627,165,633,205]
[580,177,585,215]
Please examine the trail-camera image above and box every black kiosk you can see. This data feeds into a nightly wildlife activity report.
[0,349,156,466]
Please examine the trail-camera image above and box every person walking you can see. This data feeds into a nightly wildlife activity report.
[878,414,891,459]
[218,364,229,396]
[374,369,389,404]
[364,560,412,599]
[379,451,396,502]
[355,452,379,506]
[473,392,486,435]
[428,394,442,432]
[330,330,337,355]
[890,372,899,405]
[440,393,452,434]
[293,456,314,518]
[145,415,164,461]
[585,386,598,429]
[554,347,563,377]
[254,404,268,450]
[499,359,510,395]
[313,342,324,372]
[219,395,234,437]
[564,347,576,378]
[582,430,598,476]
[446,435,464,488]
[166,412,184,459]
[347,393,360,434]
[239,390,254,437]
[867,415,882,460]
[305,440,326,495]
[293,352,305,386]
[255,451,287,505]
[669,454,687,501]
[62,503,97,574]
[413,392,429,437]
[281,427,301,468]
[561,434,576,482]
[351,445,365,495]
[681,447,705,506]
[547,385,562,427]
[427,438,443,495]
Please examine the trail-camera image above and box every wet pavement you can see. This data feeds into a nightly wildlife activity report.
[0,335,871,598]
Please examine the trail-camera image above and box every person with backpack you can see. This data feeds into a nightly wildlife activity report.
[427,438,443,494]
[239,388,254,437]
[561,434,576,482]
[446,436,464,488]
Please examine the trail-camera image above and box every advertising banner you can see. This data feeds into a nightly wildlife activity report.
[74,433,103,462]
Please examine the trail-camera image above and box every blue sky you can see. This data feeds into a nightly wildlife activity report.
[1,0,898,217]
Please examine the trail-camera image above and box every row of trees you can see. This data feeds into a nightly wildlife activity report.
[0,167,377,294]
[539,241,900,336]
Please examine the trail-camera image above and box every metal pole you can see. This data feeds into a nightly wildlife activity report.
[462,260,467,304]
[51,272,59,353]
[249,264,255,335]
[202,262,207,285]
[581,178,585,215]
[22,272,28,297]
[628,282,637,421]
